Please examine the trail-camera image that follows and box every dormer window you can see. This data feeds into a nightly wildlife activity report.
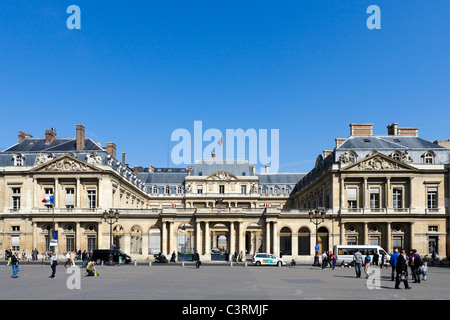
[152,185,158,194]
[423,151,435,164]
[13,154,24,166]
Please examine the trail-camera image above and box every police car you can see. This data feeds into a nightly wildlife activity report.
[252,253,286,266]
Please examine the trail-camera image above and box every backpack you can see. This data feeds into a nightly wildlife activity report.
[365,255,371,263]
[414,255,422,267]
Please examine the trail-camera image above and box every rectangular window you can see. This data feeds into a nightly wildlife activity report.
[66,235,75,252]
[347,236,357,245]
[241,185,247,194]
[393,188,402,209]
[347,188,357,208]
[197,185,203,194]
[393,236,403,251]
[370,188,380,209]
[427,187,438,209]
[219,185,225,194]
[11,235,20,252]
[87,189,97,209]
[45,188,54,195]
[12,226,20,232]
[428,226,438,232]
[66,188,75,208]
[12,188,21,209]
[370,236,380,246]
[87,236,96,251]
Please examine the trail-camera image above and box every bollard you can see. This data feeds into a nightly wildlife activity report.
[245,261,248,267]
[149,261,152,267]
[230,261,233,267]
[182,261,185,267]
[135,261,137,266]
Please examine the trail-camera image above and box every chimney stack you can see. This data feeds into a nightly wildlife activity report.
[149,165,155,173]
[265,165,269,173]
[76,125,85,150]
[45,128,57,144]
[106,142,117,158]
[349,123,373,136]
[335,138,346,148]
[387,123,399,135]
[122,152,126,165]
[18,131,33,143]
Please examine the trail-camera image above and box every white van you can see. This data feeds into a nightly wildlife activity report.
[334,245,390,266]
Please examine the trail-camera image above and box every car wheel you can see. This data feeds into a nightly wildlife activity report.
[256,261,261,266]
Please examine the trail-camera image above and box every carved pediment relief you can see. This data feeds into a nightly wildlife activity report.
[343,152,416,172]
[206,171,237,181]
[31,155,101,173]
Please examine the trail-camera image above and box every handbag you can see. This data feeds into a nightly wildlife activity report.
[400,274,406,281]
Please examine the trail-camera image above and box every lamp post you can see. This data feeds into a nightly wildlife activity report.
[102,209,119,266]
[309,208,326,267]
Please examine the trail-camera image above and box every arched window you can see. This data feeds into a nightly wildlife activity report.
[423,151,435,164]
[165,186,171,194]
[391,151,402,161]
[13,154,24,166]
[152,185,158,194]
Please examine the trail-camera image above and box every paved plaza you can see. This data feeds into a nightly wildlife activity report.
[1,261,449,301]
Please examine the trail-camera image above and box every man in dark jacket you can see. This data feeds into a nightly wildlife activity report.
[193,251,200,269]
[395,250,411,289]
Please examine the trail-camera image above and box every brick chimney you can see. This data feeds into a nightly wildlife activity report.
[397,127,419,137]
[387,123,399,135]
[18,131,33,143]
[76,125,85,150]
[349,123,373,136]
[45,128,57,144]
[122,152,126,165]
[106,142,116,158]
[335,138,346,148]
[149,165,155,173]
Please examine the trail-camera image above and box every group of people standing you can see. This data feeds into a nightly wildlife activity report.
[389,249,428,289]
[321,251,337,270]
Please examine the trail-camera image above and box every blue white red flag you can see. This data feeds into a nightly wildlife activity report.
[42,195,54,204]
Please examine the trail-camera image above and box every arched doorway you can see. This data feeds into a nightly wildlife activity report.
[279,227,292,256]
[245,223,263,255]
[298,227,311,256]
[317,227,329,253]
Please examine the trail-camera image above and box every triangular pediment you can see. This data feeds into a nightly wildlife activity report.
[206,171,238,181]
[342,152,417,172]
[31,154,101,173]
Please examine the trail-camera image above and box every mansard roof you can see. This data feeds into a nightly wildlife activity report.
[338,135,445,151]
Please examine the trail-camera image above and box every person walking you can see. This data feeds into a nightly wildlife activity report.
[411,249,422,284]
[373,251,379,266]
[364,253,371,278]
[380,251,385,268]
[49,252,57,278]
[390,249,399,281]
[332,254,336,270]
[420,262,428,281]
[81,250,88,268]
[11,252,19,278]
[395,250,411,289]
[193,251,201,269]
[64,251,71,268]
[170,251,176,263]
[6,249,12,266]
[353,249,363,278]
[321,251,327,270]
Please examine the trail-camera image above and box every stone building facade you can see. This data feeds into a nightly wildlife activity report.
[0,123,448,262]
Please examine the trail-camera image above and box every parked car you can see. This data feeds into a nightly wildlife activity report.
[92,249,132,264]
[252,253,286,266]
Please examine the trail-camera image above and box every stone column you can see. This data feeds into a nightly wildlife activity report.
[363,222,369,245]
[363,177,368,211]
[54,178,59,208]
[76,178,81,209]
[386,177,391,211]
[196,221,201,254]
[340,221,345,245]
[272,222,278,257]
[204,221,210,257]
[76,222,81,251]
[169,221,174,254]
[142,231,149,258]
[339,178,345,212]
[409,177,414,212]
[162,221,167,255]
[386,222,391,253]
[229,222,235,260]
[410,222,414,251]
[265,221,271,253]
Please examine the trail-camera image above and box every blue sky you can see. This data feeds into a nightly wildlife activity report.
[0,1,449,173]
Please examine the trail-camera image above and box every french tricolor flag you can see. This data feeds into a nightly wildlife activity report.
[42,195,54,204]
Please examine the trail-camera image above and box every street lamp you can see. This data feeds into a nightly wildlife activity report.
[309,208,326,267]
[103,209,119,266]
